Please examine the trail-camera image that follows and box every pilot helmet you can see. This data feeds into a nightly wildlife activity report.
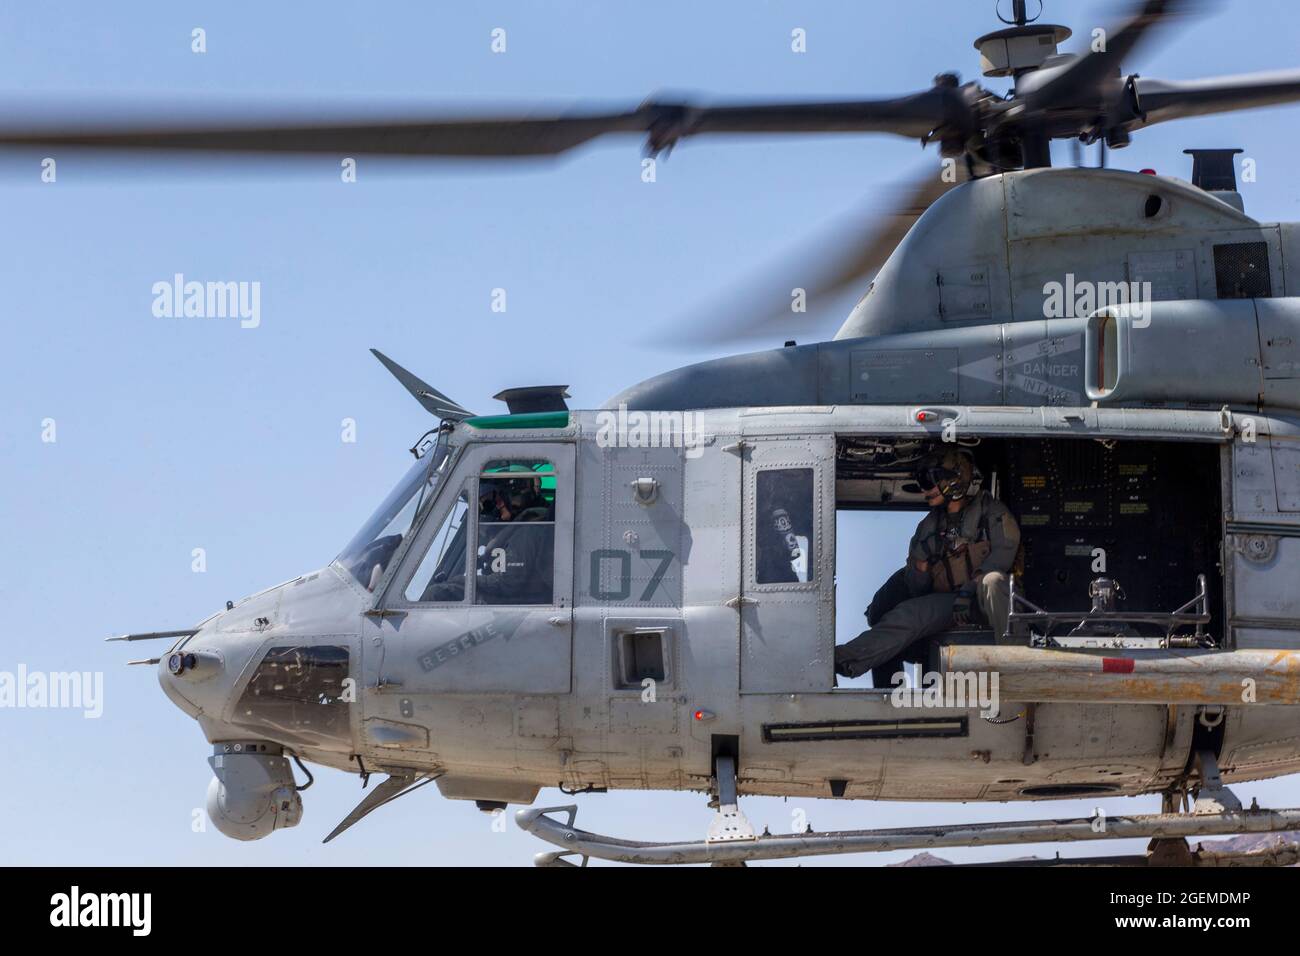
[502,476,540,503]
[489,464,542,509]
[917,448,977,502]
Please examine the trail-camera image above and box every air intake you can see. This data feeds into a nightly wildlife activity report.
[493,385,571,414]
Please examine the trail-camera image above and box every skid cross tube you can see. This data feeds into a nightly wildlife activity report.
[514,804,1300,866]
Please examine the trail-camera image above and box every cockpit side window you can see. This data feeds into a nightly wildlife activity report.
[475,459,556,605]
[404,489,471,603]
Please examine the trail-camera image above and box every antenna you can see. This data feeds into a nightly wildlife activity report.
[997,0,1042,27]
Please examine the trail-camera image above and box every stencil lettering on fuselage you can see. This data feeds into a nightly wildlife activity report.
[417,616,524,672]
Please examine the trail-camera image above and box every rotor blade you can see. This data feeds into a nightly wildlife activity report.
[1023,0,1198,112]
[666,88,967,140]
[659,162,968,347]
[0,91,961,158]
[1132,69,1300,125]
[0,109,645,157]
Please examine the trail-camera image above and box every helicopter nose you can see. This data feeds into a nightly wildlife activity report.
[155,568,364,732]
[157,620,268,722]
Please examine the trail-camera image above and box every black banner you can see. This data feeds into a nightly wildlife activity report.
[0,864,1288,940]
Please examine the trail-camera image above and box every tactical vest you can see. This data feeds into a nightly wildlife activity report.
[927,499,992,593]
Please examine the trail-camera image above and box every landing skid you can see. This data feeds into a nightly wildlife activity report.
[515,803,1300,867]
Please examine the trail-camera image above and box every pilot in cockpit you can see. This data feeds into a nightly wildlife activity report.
[475,472,554,603]
[418,467,555,604]
[480,474,552,524]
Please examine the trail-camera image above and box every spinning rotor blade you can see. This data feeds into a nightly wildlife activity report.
[0,0,1291,177]
[661,87,970,141]
[0,108,647,158]
[661,163,968,347]
[1023,0,1197,112]
[0,89,967,159]
[1133,69,1300,125]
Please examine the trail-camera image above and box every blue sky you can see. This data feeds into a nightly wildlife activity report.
[3,0,1300,866]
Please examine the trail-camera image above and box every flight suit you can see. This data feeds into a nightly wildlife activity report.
[835,490,1020,682]
[474,519,554,604]
[422,500,554,604]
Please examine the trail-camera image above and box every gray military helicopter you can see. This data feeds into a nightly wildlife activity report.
[53,0,1300,864]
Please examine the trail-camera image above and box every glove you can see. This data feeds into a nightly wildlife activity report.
[952,588,976,626]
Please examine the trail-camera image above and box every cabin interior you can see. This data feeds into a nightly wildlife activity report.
[832,435,1225,672]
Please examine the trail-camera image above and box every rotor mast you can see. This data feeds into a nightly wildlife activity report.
[973,1,1073,168]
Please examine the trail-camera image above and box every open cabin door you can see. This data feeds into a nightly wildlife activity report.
[739,434,836,693]
[362,440,576,714]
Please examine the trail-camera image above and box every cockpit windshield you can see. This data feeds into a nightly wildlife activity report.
[336,432,455,590]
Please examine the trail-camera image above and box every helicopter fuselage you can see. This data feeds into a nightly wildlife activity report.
[157,166,1300,840]
[161,401,1300,829]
